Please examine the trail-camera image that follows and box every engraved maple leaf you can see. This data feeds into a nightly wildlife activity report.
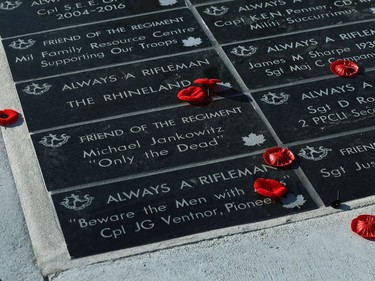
[242,133,266,146]
[281,194,306,209]
[216,82,232,88]
[182,37,203,47]
[211,82,232,93]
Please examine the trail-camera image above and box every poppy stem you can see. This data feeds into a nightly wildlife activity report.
[330,189,341,209]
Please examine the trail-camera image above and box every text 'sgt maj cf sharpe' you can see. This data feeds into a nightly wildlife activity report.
[0,0,186,38]
[3,9,211,81]
[224,21,375,89]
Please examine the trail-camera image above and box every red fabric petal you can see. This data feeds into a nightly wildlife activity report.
[351,215,375,239]
[254,178,287,198]
[177,86,207,103]
[263,147,295,167]
[193,78,222,86]
[0,109,19,126]
[330,60,359,77]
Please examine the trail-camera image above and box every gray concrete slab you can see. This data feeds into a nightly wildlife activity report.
[0,131,43,281]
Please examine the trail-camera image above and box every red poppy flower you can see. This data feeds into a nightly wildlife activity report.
[351,215,375,239]
[263,147,295,167]
[177,86,207,103]
[330,60,359,77]
[254,178,287,198]
[0,109,18,127]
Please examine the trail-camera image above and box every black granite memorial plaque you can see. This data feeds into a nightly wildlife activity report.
[291,129,375,205]
[17,50,242,132]
[252,71,375,143]
[3,0,373,262]
[197,0,375,44]
[32,96,277,190]
[3,9,211,81]
[0,0,186,38]
[52,155,316,257]
[223,21,375,89]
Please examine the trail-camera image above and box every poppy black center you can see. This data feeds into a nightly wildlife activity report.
[0,114,8,119]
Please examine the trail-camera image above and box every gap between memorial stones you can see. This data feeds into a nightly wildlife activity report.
[219,18,375,47]
[14,47,214,85]
[246,66,375,92]
[1,5,188,41]
[284,124,375,148]
[185,0,282,145]
[28,94,246,135]
[247,74,334,93]
[294,168,325,208]
[193,0,235,8]
[49,148,271,195]
[365,65,375,72]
